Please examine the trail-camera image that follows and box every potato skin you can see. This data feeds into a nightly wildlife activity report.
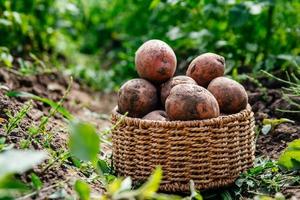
[160,75,197,106]
[165,84,220,120]
[135,39,177,83]
[118,78,158,118]
[143,110,168,121]
[207,77,248,114]
[186,53,225,87]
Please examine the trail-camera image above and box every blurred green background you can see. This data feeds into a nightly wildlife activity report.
[0,0,299,91]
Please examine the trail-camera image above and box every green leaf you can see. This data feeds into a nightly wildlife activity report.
[0,150,47,177]
[221,191,233,200]
[107,178,122,194]
[263,118,294,126]
[6,91,73,120]
[31,173,43,190]
[71,156,82,168]
[137,166,162,198]
[278,139,300,170]
[286,139,300,151]
[0,175,28,191]
[0,138,5,145]
[248,166,264,175]
[97,159,110,174]
[279,150,300,170]
[68,121,100,163]
[74,180,90,200]
[0,175,29,198]
[149,0,161,9]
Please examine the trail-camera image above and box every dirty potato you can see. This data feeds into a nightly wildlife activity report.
[186,53,225,87]
[160,75,197,106]
[142,110,168,121]
[165,84,220,120]
[208,77,248,114]
[135,39,177,83]
[118,78,158,117]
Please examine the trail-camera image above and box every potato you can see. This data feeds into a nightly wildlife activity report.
[207,77,248,114]
[160,75,197,106]
[143,110,168,121]
[165,84,220,120]
[118,78,158,117]
[135,39,177,83]
[186,53,225,87]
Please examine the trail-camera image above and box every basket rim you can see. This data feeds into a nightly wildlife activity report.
[112,104,253,128]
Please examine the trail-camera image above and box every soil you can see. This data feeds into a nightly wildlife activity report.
[0,68,299,199]
[0,68,116,199]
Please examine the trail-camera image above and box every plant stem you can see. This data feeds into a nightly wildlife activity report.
[16,179,70,200]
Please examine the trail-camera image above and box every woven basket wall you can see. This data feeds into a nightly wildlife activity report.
[111,104,255,192]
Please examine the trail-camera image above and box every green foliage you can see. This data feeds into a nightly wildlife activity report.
[278,139,300,170]
[4,101,32,134]
[136,166,162,198]
[1,0,300,91]
[30,173,43,190]
[0,47,13,67]
[235,157,300,197]
[68,121,100,163]
[74,180,91,200]
[102,166,188,200]
[0,175,29,198]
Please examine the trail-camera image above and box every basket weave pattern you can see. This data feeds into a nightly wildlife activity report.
[111,104,255,192]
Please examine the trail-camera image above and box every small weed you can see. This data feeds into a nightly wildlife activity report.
[4,101,32,135]
[16,78,73,149]
[262,69,300,113]
[0,137,13,152]
[261,118,295,135]
[235,157,300,198]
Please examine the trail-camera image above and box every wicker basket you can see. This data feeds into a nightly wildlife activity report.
[111,104,255,192]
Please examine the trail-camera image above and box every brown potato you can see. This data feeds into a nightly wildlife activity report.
[135,39,177,83]
[207,77,248,114]
[165,84,220,120]
[143,110,168,121]
[118,78,158,117]
[186,53,225,87]
[160,75,197,106]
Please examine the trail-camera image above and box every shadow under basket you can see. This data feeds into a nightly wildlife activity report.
[111,104,255,192]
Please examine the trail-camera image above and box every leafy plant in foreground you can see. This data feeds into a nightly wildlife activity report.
[0,149,47,198]
[278,139,300,171]
[69,118,203,199]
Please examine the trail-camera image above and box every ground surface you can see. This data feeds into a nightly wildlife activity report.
[0,68,299,199]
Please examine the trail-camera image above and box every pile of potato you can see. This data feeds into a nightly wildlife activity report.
[117,39,248,121]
